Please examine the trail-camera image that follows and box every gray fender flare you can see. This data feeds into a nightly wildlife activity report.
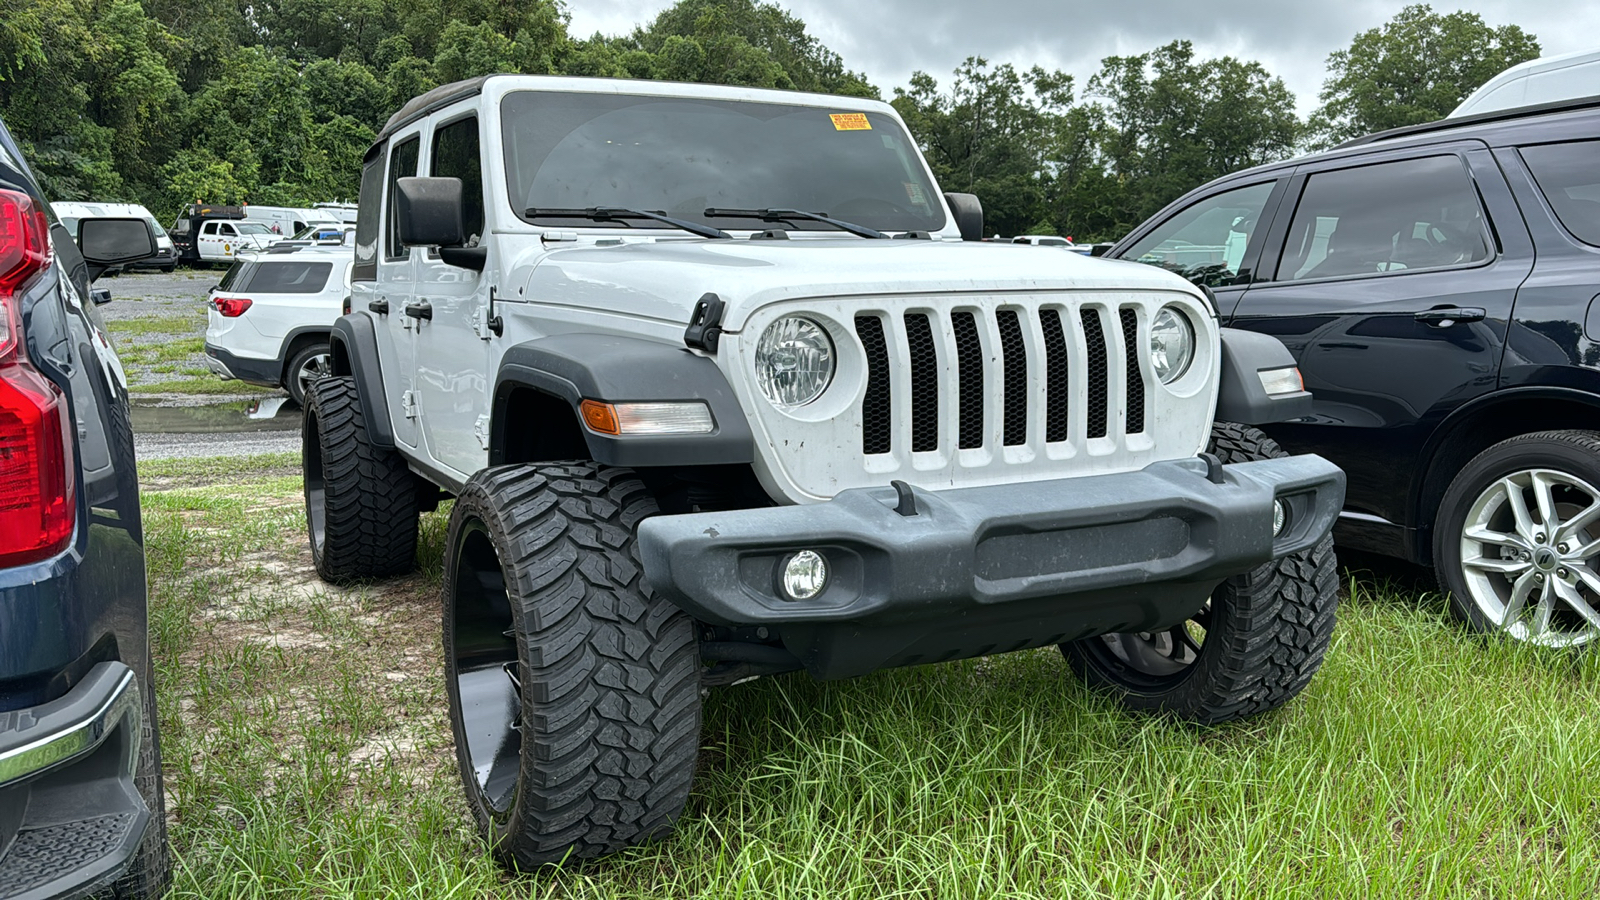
[328,313,395,448]
[1215,328,1314,425]
[492,334,754,467]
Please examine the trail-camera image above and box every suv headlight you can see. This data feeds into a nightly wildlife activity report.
[1150,306,1195,384]
[755,316,835,408]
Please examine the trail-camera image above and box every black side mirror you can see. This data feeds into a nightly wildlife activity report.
[90,288,112,306]
[396,176,465,248]
[943,192,984,242]
[1090,243,1113,258]
[77,217,156,267]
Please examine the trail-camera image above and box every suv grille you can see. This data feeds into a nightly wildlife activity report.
[856,304,1147,457]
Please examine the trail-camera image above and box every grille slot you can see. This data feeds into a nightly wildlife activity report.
[1120,308,1145,435]
[952,312,984,450]
[1040,309,1070,443]
[997,310,1028,446]
[1081,308,1110,439]
[905,313,939,452]
[856,315,892,455]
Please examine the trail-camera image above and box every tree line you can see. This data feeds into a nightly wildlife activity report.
[0,0,1540,239]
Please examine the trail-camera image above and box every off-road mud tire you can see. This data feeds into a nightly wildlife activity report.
[1061,423,1339,723]
[303,375,417,582]
[444,462,701,869]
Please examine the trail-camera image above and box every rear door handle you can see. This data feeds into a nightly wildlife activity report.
[1414,307,1486,326]
[368,298,389,314]
[405,301,433,320]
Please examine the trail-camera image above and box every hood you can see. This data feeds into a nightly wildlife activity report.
[518,238,1201,332]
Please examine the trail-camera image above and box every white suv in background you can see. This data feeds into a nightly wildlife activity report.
[203,245,353,404]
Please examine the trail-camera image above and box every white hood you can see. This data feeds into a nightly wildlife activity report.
[517,238,1204,333]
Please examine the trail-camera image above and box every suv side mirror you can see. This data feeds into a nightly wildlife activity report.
[396,177,465,248]
[77,217,156,268]
[943,193,984,242]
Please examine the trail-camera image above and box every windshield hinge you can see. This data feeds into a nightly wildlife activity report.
[684,293,726,353]
[541,230,578,243]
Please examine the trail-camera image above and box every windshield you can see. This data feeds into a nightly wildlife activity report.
[236,222,273,235]
[501,92,945,234]
[148,218,167,237]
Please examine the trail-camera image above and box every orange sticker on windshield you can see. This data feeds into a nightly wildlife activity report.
[830,113,872,131]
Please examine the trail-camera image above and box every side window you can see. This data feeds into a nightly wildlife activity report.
[1520,141,1600,246]
[1276,156,1492,282]
[431,115,485,245]
[353,145,386,281]
[219,223,237,237]
[386,136,421,261]
[1119,182,1275,287]
[202,221,217,236]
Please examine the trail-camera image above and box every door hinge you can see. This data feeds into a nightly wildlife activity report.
[474,414,491,450]
[475,287,503,340]
[401,390,419,419]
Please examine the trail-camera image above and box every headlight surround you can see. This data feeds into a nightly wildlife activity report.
[755,316,835,408]
[1149,306,1196,384]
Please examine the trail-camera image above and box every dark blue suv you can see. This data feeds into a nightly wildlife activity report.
[0,120,168,896]
[1110,96,1600,648]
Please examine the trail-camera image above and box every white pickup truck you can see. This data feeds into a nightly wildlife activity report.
[299,75,1345,869]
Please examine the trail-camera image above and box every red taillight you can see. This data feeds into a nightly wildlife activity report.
[213,296,253,317]
[0,188,75,568]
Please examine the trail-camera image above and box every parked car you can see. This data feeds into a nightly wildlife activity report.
[240,204,340,237]
[303,74,1343,870]
[1109,94,1600,647]
[203,244,351,404]
[0,116,169,897]
[1011,234,1074,247]
[51,201,177,272]
[269,222,355,249]
[1451,48,1600,118]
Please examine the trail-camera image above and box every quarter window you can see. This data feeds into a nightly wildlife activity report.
[386,136,420,261]
[1119,182,1275,287]
[353,145,385,281]
[1276,156,1491,282]
[1520,141,1600,246]
[431,116,485,244]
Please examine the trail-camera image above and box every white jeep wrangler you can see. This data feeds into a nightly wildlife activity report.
[302,75,1346,869]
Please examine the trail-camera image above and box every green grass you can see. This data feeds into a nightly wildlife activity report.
[107,314,204,336]
[129,377,271,396]
[144,458,1600,899]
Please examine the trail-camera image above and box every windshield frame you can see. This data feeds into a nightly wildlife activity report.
[498,89,948,235]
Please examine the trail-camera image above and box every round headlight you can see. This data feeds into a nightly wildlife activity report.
[1149,307,1195,384]
[755,316,835,408]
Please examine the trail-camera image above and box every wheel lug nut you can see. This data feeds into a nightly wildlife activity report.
[1559,568,1569,578]
[1559,543,1570,553]
[1536,533,1547,543]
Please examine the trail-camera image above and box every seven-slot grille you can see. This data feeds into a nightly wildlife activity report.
[855,304,1147,457]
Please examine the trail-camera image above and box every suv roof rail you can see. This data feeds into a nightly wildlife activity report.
[1338,93,1600,149]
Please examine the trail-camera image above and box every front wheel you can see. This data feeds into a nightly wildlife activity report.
[1061,423,1339,723]
[444,462,701,869]
[1434,430,1600,647]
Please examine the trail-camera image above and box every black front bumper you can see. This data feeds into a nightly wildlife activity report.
[639,455,1345,679]
[0,663,153,900]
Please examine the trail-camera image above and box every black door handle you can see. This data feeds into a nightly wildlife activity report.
[405,301,433,320]
[1414,307,1486,326]
[368,298,389,314]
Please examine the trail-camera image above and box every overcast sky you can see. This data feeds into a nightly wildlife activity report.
[567,1,1600,114]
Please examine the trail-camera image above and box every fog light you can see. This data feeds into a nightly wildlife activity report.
[1272,500,1288,537]
[780,550,828,601]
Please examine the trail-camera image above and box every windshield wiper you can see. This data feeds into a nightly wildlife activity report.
[524,207,730,240]
[703,207,886,239]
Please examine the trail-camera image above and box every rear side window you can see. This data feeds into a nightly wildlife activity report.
[241,261,333,293]
[431,115,485,244]
[1521,141,1600,246]
[386,136,420,261]
[217,260,251,291]
[353,146,385,281]
[1276,156,1492,281]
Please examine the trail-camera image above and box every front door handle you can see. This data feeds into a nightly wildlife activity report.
[1414,307,1486,327]
[368,298,389,314]
[405,301,433,321]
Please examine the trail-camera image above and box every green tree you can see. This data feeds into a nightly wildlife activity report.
[1310,4,1540,145]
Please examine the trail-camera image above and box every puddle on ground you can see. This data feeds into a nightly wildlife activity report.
[131,397,300,434]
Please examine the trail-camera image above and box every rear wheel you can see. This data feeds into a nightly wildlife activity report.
[284,340,332,407]
[303,376,417,582]
[444,462,701,868]
[1061,423,1339,723]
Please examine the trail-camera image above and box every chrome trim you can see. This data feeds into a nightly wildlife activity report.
[0,663,140,788]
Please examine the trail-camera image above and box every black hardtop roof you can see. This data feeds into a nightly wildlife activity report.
[375,76,491,144]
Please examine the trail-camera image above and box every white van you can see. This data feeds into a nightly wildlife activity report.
[240,205,340,237]
[51,201,177,271]
[1450,48,1600,118]
[312,202,359,224]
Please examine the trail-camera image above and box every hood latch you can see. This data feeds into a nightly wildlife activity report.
[684,293,726,353]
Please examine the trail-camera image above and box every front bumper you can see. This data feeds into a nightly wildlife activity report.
[0,663,153,900]
[639,454,1345,679]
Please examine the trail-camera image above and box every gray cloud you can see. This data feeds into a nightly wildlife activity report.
[568,1,1599,114]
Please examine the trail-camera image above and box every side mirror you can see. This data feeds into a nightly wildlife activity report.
[943,192,984,242]
[395,177,465,248]
[1090,243,1113,258]
[90,288,112,306]
[77,218,157,274]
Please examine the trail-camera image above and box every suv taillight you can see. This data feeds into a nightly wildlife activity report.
[212,296,252,317]
[0,189,75,568]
